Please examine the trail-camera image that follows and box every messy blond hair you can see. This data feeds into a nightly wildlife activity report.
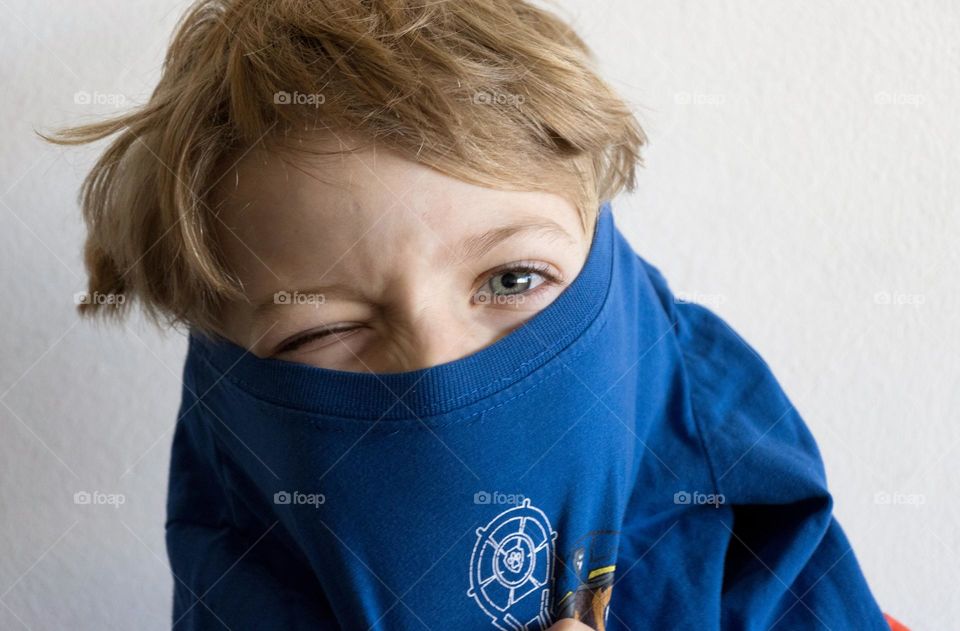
[44,0,646,337]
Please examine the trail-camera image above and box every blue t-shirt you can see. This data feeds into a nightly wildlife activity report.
[167,202,888,630]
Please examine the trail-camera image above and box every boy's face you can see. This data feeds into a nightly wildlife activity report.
[212,140,592,372]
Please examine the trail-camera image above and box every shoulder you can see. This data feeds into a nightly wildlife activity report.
[639,255,828,500]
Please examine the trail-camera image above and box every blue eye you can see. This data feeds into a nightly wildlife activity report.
[489,269,541,295]
[475,262,560,306]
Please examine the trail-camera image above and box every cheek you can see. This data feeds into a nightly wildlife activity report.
[215,302,261,350]
[477,283,563,314]
[468,284,568,347]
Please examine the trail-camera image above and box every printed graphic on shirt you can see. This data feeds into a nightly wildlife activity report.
[468,498,557,631]
[553,530,619,631]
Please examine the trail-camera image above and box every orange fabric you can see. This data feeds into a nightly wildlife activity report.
[884,612,910,631]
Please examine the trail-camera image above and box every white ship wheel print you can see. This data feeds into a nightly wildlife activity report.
[468,498,557,631]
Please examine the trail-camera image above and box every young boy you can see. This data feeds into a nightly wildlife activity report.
[49,0,905,629]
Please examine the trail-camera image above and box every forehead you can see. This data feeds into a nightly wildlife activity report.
[209,142,584,294]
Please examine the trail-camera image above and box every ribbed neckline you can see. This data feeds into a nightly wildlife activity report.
[187,202,616,420]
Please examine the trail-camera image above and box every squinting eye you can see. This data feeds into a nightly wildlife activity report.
[274,325,361,355]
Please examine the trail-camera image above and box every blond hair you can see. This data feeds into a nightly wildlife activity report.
[44,0,647,337]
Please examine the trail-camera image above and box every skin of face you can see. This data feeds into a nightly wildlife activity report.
[211,139,594,373]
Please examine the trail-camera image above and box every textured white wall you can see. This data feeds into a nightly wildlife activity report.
[1,1,956,629]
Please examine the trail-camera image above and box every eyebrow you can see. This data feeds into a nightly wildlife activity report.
[456,218,576,261]
[250,217,576,319]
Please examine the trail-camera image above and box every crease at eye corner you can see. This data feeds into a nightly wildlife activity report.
[274,324,363,355]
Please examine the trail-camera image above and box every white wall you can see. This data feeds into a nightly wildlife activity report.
[1,1,956,629]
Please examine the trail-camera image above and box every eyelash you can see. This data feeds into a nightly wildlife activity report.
[274,262,563,354]
[274,325,357,355]
[481,261,561,293]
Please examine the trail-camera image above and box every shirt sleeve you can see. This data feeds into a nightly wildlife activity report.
[670,280,889,629]
[165,363,338,631]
